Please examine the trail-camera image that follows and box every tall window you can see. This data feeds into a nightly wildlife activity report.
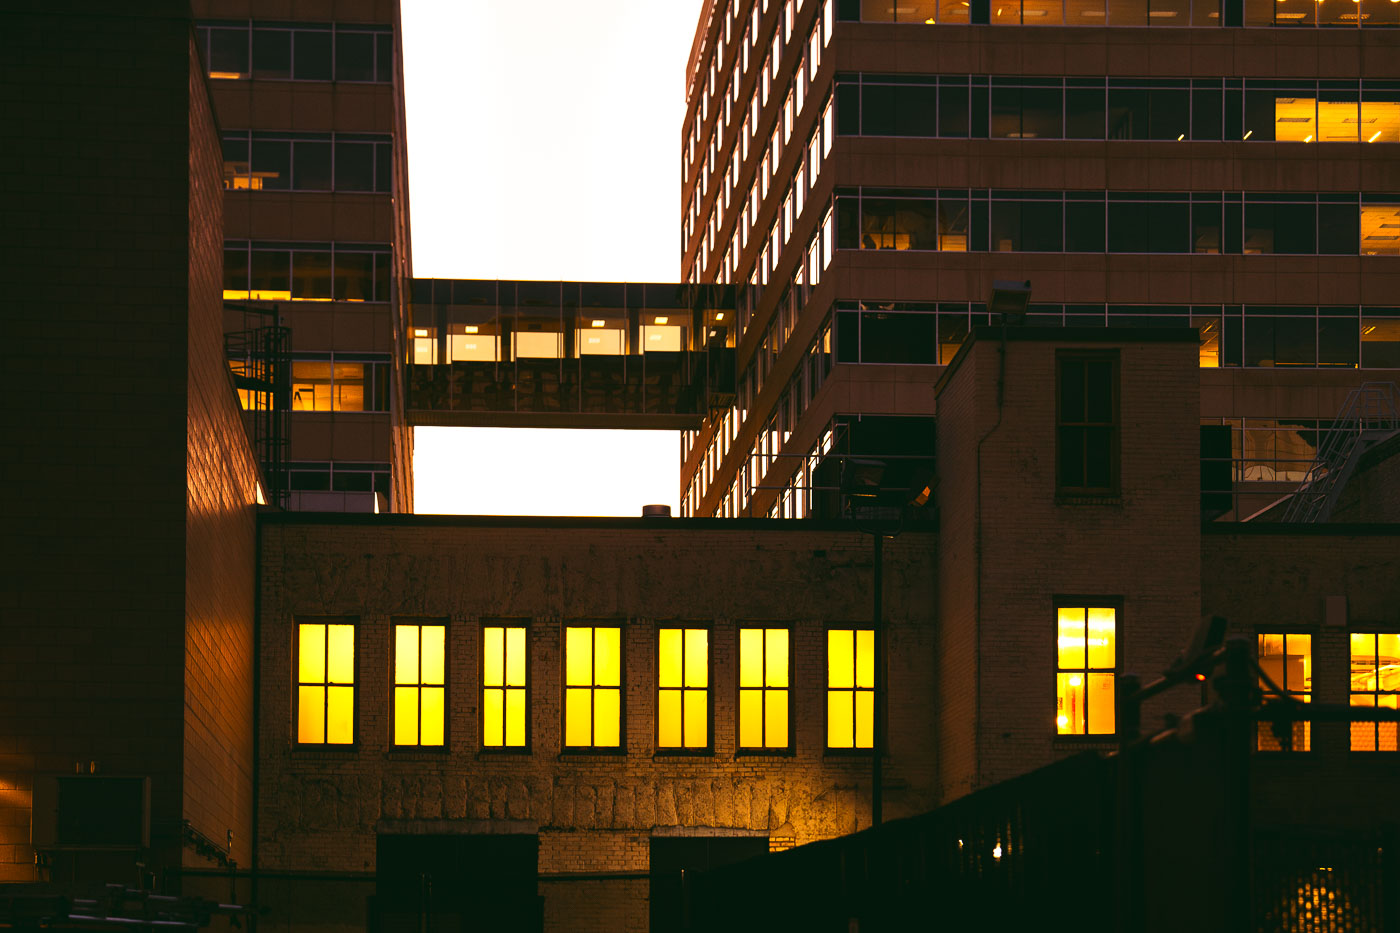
[393,623,445,747]
[297,621,355,744]
[483,625,528,748]
[1350,633,1398,752]
[564,626,622,749]
[1257,633,1311,751]
[657,627,709,750]
[1057,352,1119,494]
[739,628,790,750]
[827,628,873,749]
[1056,605,1117,735]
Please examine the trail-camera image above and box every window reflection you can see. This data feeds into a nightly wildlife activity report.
[1350,633,1400,752]
[1258,634,1310,752]
[449,322,499,362]
[1361,203,1400,256]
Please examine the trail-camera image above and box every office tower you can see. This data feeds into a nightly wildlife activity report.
[677,0,1400,520]
[192,0,414,513]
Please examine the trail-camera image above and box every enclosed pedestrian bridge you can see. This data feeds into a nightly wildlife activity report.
[405,279,736,429]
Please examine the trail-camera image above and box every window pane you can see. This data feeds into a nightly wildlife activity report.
[505,689,526,746]
[250,249,290,299]
[293,30,332,80]
[1362,204,1400,257]
[594,628,620,686]
[421,626,445,684]
[484,627,504,686]
[659,629,683,687]
[419,687,444,745]
[394,685,418,744]
[326,685,354,743]
[828,691,853,747]
[564,687,591,745]
[484,689,504,746]
[292,251,332,300]
[683,690,707,747]
[829,630,854,688]
[766,629,788,687]
[394,625,418,685]
[739,689,763,747]
[209,27,248,76]
[766,690,789,747]
[334,252,374,301]
[1086,673,1115,734]
[298,686,325,743]
[739,630,763,687]
[506,627,526,686]
[855,690,874,748]
[299,624,326,682]
[685,629,708,688]
[251,140,290,190]
[335,141,376,191]
[856,630,874,688]
[327,624,354,683]
[293,140,331,190]
[1056,672,1085,733]
[252,29,291,79]
[1352,694,1377,752]
[335,31,375,82]
[659,691,683,747]
[593,689,621,746]
[1057,608,1086,669]
[566,628,592,685]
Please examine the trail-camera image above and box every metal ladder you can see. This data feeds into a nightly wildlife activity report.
[1281,382,1400,523]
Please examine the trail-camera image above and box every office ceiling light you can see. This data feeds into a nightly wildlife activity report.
[413,328,428,337]
[464,325,479,333]
[591,319,606,327]
[1370,131,1383,142]
[714,312,725,320]
[654,316,669,324]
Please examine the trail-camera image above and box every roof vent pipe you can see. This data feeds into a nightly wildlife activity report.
[642,504,672,518]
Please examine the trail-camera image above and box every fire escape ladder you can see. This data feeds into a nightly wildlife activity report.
[225,326,291,508]
[1281,382,1400,523]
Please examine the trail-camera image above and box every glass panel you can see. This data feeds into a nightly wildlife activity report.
[251,28,291,79]
[484,688,504,746]
[250,249,290,299]
[394,625,418,685]
[335,31,375,82]
[593,689,621,746]
[1351,694,1377,751]
[484,627,504,687]
[299,624,325,682]
[659,690,683,746]
[595,628,620,686]
[297,686,325,743]
[1086,607,1115,668]
[564,688,591,745]
[505,689,526,746]
[856,630,875,688]
[766,690,789,747]
[766,629,789,687]
[855,690,874,748]
[293,140,331,190]
[685,629,708,688]
[828,691,853,747]
[506,628,526,686]
[326,685,354,743]
[565,627,592,686]
[421,626,445,684]
[829,630,854,688]
[1056,672,1085,734]
[1057,608,1086,669]
[739,690,763,747]
[332,362,365,410]
[1086,673,1115,734]
[684,690,707,747]
[293,30,332,80]
[327,624,354,683]
[292,251,332,300]
[740,630,763,687]
[659,629,683,688]
[1360,98,1400,143]
[1362,204,1400,256]
[394,685,418,744]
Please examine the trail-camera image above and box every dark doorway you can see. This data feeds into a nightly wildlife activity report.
[650,836,768,933]
[372,834,540,933]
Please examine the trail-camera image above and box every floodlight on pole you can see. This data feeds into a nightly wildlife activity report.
[989,279,1032,323]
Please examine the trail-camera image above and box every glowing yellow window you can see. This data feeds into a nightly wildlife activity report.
[1257,633,1310,752]
[739,628,789,749]
[393,623,445,746]
[1056,606,1117,736]
[483,625,527,748]
[658,628,709,750]
[827,629,873,749]
[564,626,622,749]
[297,622,355,745]
[1350,633,1399,752]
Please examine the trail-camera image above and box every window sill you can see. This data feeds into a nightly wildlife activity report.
[823,748,877,758]
[383,748,450,760]
[1055,494,1122,507]
[290,746,359,759]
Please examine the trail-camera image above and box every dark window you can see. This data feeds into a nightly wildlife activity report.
[292,251,333,300]
[250,249,290,296]
[1058,353,1118,494]
[1318,203,1359,254]
[938,83,970,137]
[375,32,393,82]
[860,311,937,363]
[290,469,331,491]
[896,85,937,136]
[837,83,861,135]
[836,310,860,362]
[1245,202,1316,254]
[223,248,247,294]
[335,141,377,191]
[1021,86,1064,139]
[836,195,860,249]
[375,142,392,193]
[1066,88,1105,138]
[862,84,897,135]
[1245,310,1316,367]
[992,199,1063,252]
[1108,201,1189,253]
[332,470,373,492]
[293,140,332,190]
[1066,201,1104,252]
[208,27,248,75]
[374,253,391,302]
[1318,309,1359,367]
[293,30,332,80]
[335,31,376,81]
[251,139,290,190]
[251,28,291,79]
[1191,87,1223,140]
[334,252,375,301]
[1193,203,1222,253]
[1107,89,1149,139]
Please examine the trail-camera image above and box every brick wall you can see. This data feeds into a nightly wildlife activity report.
[184,32,260,872]
[257,519,938,931]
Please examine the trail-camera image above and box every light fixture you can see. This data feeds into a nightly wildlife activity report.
[1057,715,1069,728]
[714,312,725,320]
[591,319,606,327]
[464,325,479,334]
[1369,130,1383,142]
[1304,134,1313,142]
[993,844,1003,859]
[1069,675,1082,687]
[655,316,669,324]
[413,328,428,337]
[1177,133,1186,140]
[1243,129,1254,139]
[1364,325,1377,334]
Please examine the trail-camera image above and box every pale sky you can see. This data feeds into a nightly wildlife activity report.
[400,0,705,516]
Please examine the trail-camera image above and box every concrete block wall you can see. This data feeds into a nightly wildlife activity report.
[256,519,939,930]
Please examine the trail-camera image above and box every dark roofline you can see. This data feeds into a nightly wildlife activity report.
[935,326,1200,396]
[1201,521,1400,536]
[257,508,936,533]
